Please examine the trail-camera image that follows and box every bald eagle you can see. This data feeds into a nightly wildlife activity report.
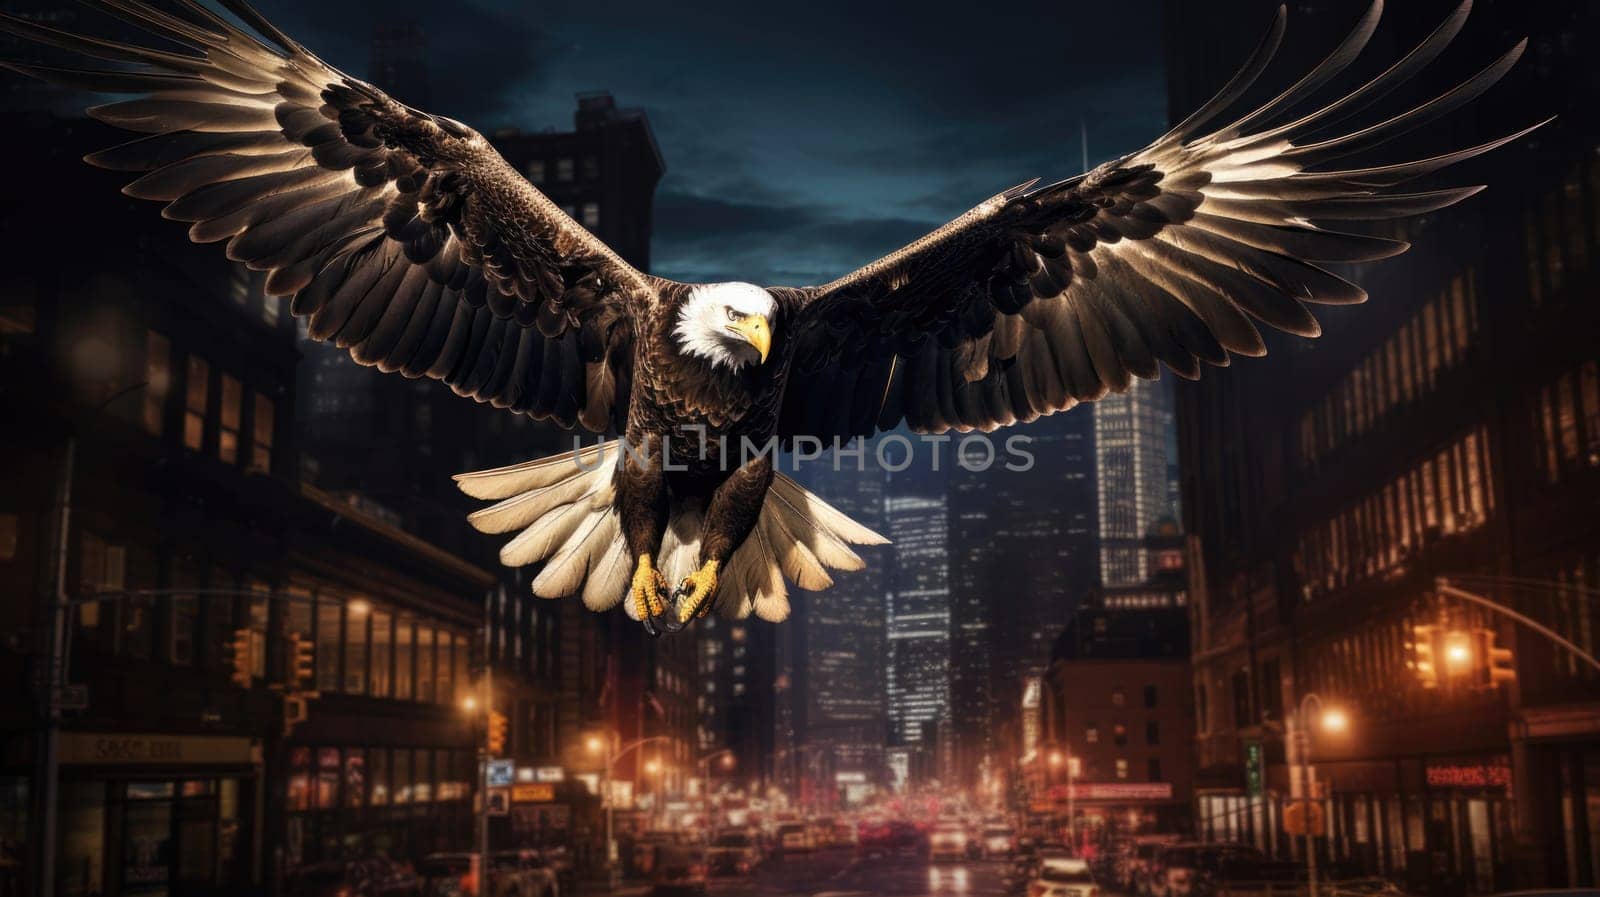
[3,0,1539,634]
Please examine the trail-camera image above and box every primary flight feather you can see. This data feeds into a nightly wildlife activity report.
[1,0,1540,634]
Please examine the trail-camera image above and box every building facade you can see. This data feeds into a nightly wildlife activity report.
[1040,605,1196,839]
[946,410,1099,789]
[885,493,952,750]
[1169,0,1600,890]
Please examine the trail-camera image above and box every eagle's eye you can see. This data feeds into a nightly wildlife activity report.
[725,307,741,322]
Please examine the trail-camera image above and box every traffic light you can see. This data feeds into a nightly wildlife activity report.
[1406,624,1439,688]
[287,632,315,692]
[487,710,508,756]
[1478,628,1517,688]
[1440,629,1476,680]
[226,627,253,688]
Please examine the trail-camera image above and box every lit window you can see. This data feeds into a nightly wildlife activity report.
[582,202,600,229]
[251,394,274,474]
[556,158,574,181]
[261,292,281,327]
[1085,725,1098,744]
[1111,687,1125,707]
[183,356,208,451]
[143,331,170,436]
[1116,759,1129,780]
[527,159,545,183]
[219,374,241,463]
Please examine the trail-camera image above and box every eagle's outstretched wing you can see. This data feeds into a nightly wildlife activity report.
[779,0,1542,442]
[1,0,645,432]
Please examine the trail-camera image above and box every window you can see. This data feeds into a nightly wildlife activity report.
[1111,687,1125,707]
[526,159,545,183]
[1143,685,1158,708]
[1146,721,1160,745]
[316,599,341,693]
[370,608,392,698]
[556,158,574,181]
[1116,759,1129,780]
[218,375,241,464]
[250,394,274,474]
[454,633,469,706]
[395,618,414,700]
[413,749,433,803]
[436,631,454,704]
[581,155,599,179]
[369,748,390,806]
[1231,670,1252,726]
[261,292,281,327]
[344,602,368,694]
[143,331,170,435]
[183,356,209,451]
[1148,758,1163,782]
[1260,658,1284,721]
[170,569,199,666]
[1113,724,1128,747]
[416,626,435,703]
[581,202,600,229]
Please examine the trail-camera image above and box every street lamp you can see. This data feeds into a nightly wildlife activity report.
[1289,693,1351,897]
[586,732,674,883]
[696,748,736,840]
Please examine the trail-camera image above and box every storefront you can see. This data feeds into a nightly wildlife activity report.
[55,732,260,897]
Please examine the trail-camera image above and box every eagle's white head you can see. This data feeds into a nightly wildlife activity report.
[674,282,776,371]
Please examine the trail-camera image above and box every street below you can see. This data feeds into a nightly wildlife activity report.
[608,848,1026,897]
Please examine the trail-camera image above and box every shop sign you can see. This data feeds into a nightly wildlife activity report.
[1048,782,1174,801]
[533,766,565,782]
[1425,758,1511,790]
[512,782,556,803]
[61,733,253,766]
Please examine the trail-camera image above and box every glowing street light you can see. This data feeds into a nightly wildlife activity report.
[1319,707,1349,734]
[585,734,605,754]
[644,759,662,775]
[460,695,477,713]
[1047,750,1063,767]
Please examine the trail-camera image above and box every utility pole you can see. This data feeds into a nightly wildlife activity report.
[479,589,494,892]
[34,437,73,897]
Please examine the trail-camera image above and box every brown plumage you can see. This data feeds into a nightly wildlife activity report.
[1,0,1541,633]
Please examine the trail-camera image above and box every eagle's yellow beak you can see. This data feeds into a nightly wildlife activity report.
[728,314,772,364]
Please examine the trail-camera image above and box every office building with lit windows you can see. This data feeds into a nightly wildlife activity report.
[1096,378,1178,588]
[1170,0,1600,888]
[0,116,490,895]
[885,493,951,747]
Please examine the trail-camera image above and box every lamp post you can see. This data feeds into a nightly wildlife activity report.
[587,733,673,883]
[696,749,735,844]
[1288,693,1348,897]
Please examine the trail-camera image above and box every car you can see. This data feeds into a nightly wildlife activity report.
[982,826,1017,858]
[648,846,708,897]
[1030,856,1098,897]
[1145,844,1265,897]
[707,830,763,876]
[929,824,969,862]
[775,822,814,855]
[1121,836,1181,894]
[416,851,558,897]
[491,850,559,897]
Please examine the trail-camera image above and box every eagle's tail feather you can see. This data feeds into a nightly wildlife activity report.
[458,446,888,624]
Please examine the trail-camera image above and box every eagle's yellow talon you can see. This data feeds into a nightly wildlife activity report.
[631,554,669,634]
[674,560,720,624]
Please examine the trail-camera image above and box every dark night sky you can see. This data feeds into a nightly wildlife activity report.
[247,0,1169,287]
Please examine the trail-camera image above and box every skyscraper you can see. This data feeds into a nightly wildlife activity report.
[1095,377,1178,586]
[775,454,889,806]
[885,493,951,746]
[946,410,1098,784]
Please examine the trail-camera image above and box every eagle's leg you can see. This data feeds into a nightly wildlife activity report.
[670,454,773,627]
[618,433,672,636]
[630,554,670,635]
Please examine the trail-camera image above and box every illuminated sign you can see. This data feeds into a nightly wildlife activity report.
[513,782,556,803]
[835,771,867,784]
[534,766,566,782]
[1048,782,1174,801]
[1425,758,1511,790]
